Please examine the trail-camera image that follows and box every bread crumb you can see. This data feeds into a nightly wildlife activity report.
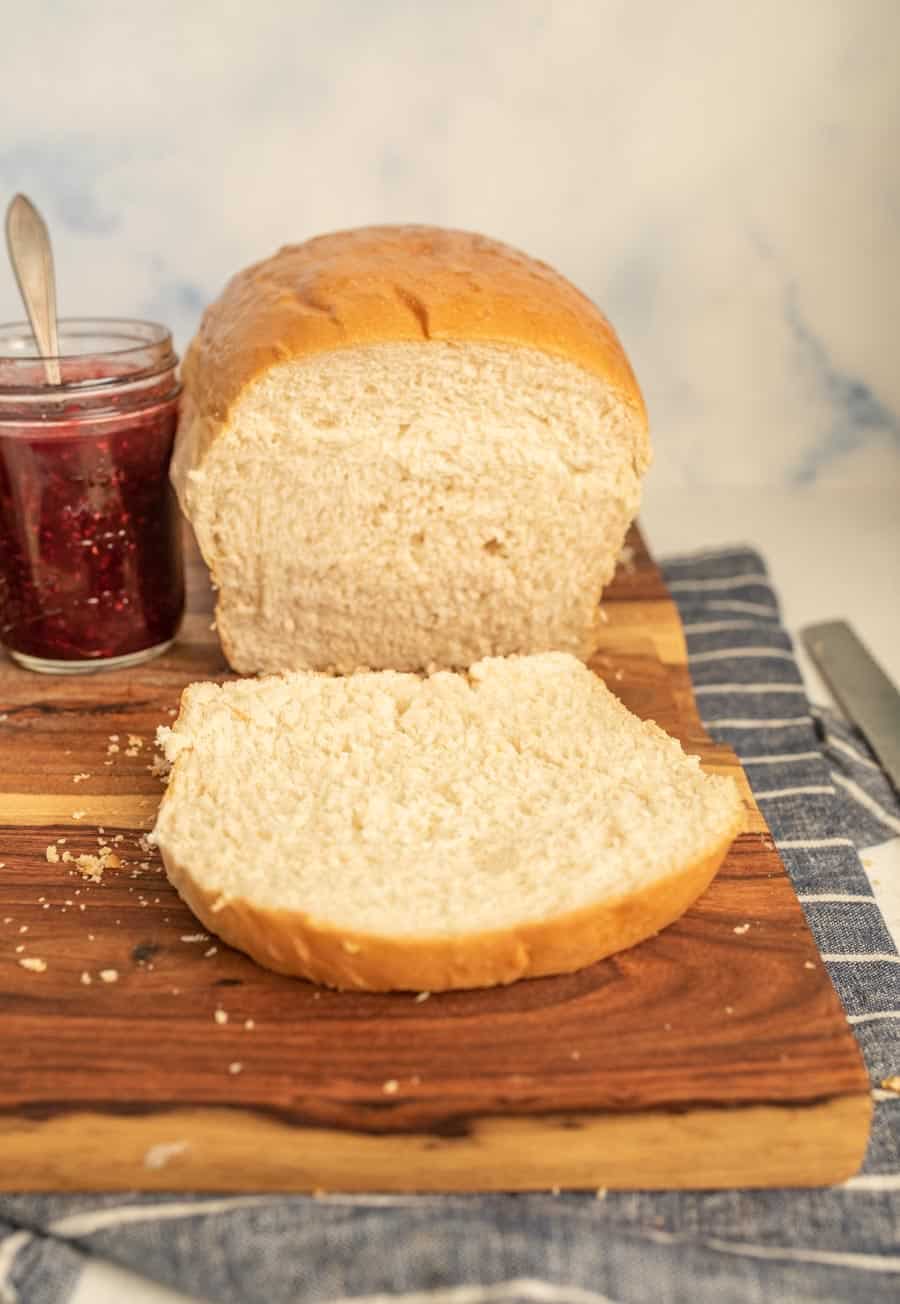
[107,743,119,755]
[342,940,361,954]
[72,847,122,882]
[15,944,25,953]
[128,734,143,748]
[228,1061,243,1075]
[595,1187,607,1200]
[210,895,229,914]
[125,746,140,757]
[413,990,431,1003]
[144,1140,189,1170]
[598,608,609,623]
[57,837,66,844]
[45,844,59,863]
[244,1019,255,1030]
[204,946,218,957]
[71,810,86,820]
[733,923,750,935]
[880,1075,900,1095]
[803,960,816,970]
[613,669,624,681]
[19,957,47,973]
[109,734,119,742]
[18,924,27,934]
[181,933,209,943]
[99,969,119,983]
[382,1079,399,1094]
[72,772,90,783]
[570,1050,581,1061]
[81,971,92,985]
[725,1005,734,1014]
[214,1008,228,1025]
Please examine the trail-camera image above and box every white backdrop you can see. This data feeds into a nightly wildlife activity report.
[1,0,898,493]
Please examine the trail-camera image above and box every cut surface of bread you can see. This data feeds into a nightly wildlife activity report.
[173,226,650,674]
[152,653,743,991]
[181,341,647,673]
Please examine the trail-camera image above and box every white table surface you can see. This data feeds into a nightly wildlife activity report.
[641,482,900,701]
[62,483,900,1304]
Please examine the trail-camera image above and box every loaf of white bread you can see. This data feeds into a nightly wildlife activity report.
[152,654,742,991]
[172,225,650,674]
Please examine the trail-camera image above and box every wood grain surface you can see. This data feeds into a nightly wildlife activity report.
[0,526,872,1191]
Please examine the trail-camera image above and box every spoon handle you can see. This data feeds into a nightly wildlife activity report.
[5,194,61,385]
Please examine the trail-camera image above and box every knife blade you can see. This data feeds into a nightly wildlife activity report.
[802,620,900,797]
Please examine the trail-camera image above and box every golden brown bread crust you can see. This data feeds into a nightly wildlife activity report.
[178,225,648,469]
[158,817,743,993]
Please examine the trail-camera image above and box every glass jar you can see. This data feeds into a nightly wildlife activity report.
[0,319,184,673]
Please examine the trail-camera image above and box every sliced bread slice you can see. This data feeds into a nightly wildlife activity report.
[152,653,743,991]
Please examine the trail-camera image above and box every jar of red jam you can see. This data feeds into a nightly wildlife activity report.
[0,319,184,672]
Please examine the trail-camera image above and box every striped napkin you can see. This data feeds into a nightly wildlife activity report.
[1,547,898,1304]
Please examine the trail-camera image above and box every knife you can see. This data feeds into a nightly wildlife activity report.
[802,620,900,797]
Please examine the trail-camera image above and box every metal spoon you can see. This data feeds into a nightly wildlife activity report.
[5,193,61,385]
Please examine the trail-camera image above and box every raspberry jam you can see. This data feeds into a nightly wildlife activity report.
[0,320,184,672]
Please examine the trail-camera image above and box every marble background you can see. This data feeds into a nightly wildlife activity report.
[1,0,898,498]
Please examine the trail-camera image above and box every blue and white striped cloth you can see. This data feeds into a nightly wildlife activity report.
[2,547,898,1304]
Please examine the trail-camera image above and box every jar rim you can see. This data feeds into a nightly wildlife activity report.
[0,316,174,366]
[0,318,180,416]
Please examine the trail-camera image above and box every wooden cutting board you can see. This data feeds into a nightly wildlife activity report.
[0,526,871,1192]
